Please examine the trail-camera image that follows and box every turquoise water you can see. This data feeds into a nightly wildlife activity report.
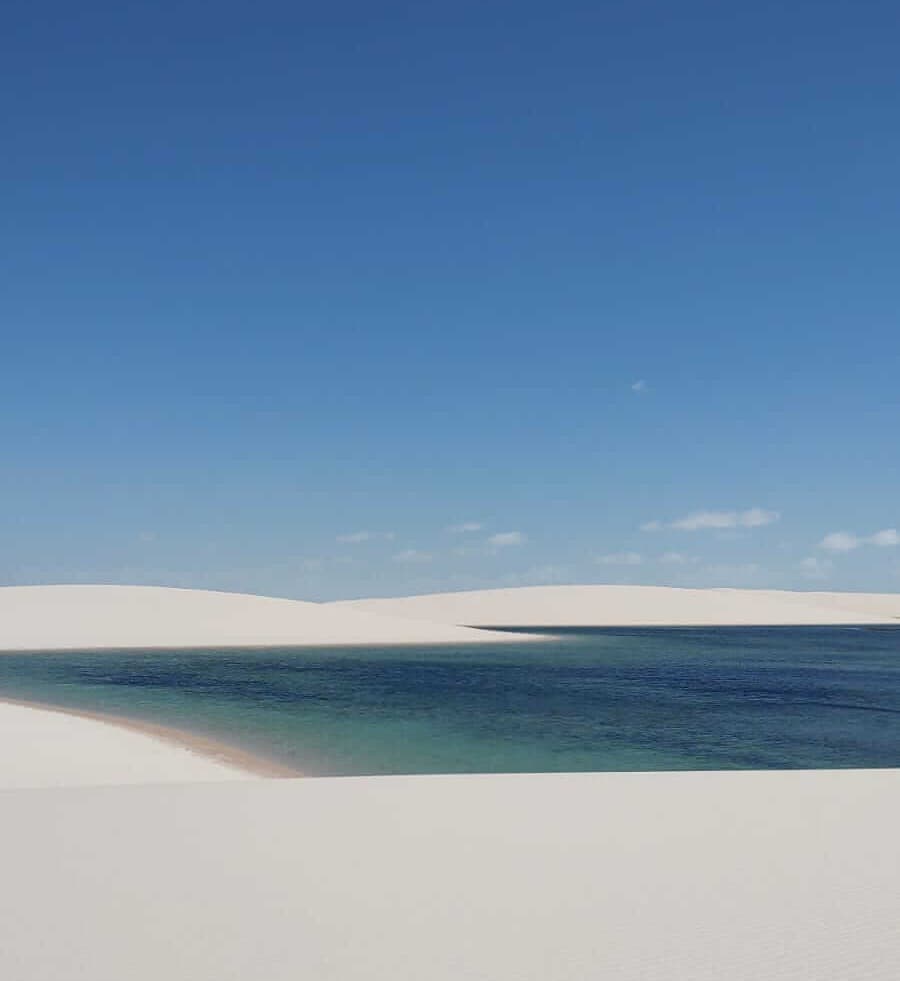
[1,627,898,775]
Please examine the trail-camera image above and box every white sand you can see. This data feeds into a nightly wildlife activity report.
[748,588,900,621]
[0,701,254,788]
[4,586,895,654]
[2,583,897,978]
[1,769,897,980]
[333,584,900,626]
[0,585,528,651]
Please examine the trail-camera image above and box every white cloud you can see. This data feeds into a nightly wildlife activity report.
[595,552,642,566]
[819,528,899,552]
[740,507,780,528]
[800,556,833,580]
[642,508,780,532]
[393,549,433,564]
[336,531,395,544]
[819,531,859,552]
[869,528,899,547]
[487,531,526,547]
[447,522,483,534]
[631,380,647,393]
[672,508,780,531]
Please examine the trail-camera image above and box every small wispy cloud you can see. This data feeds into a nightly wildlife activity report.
[659,551,697,565]
[393,549,433,564]
[336,530,395,544]
[673,508,779,531]
[641,508,780,532]
[870,528,900,547]
[700,562,766,582]
[487,531,526,547]
[631,380,647,393]
[446,522,483,534]
[818,532,859,553]
[595,552,642,566]
[800,556,833,580]
[500,565,571,586]
[819,528,898,552]
[451,545,480,557]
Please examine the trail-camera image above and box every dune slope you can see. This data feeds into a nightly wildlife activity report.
[0,585,523,651]
[332,584,900,626]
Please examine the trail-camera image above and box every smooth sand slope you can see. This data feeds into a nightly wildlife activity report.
[0,701,257,788]
[0,585,525,651]
[748,588,900,621]
[2,769,898,980]
[334,584,900,626]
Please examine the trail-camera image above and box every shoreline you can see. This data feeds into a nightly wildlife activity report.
[0,695,299,780]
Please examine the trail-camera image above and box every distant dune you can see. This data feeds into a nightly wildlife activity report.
[4,586,895,654]
[332,584,900,627]
[0,585,526,651]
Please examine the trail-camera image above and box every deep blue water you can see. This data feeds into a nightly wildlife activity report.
[1,626,898,775]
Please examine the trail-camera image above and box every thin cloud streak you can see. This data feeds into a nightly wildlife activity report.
[595,552,643,566]
[819,528,899,552]
[393,549,433,563]
[800,556,833,579]
[336,531,395,544]
[641,508,780,532]
[487,531,526,547]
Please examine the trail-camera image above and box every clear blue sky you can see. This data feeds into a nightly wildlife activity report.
[3,1,898,599]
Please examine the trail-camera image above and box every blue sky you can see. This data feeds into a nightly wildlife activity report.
[3,1,898,599]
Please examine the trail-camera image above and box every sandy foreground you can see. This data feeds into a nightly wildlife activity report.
[333,584,900,626]
[1,769,897,980]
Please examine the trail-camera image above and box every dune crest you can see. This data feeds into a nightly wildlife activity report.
[332,584,900,626]
[0,585,526,651]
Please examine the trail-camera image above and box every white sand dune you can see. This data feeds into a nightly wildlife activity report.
[3,583,898,978]
[333,584,900,626]
[1,768,897,980]
[748,588,900,621]
[0,585,526,651]
[0,701,257,788]
[4,586,895,653]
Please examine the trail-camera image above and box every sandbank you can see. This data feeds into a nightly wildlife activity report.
[0,699,280,788]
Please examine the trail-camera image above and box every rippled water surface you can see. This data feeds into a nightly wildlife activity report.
[1,627,898,775]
